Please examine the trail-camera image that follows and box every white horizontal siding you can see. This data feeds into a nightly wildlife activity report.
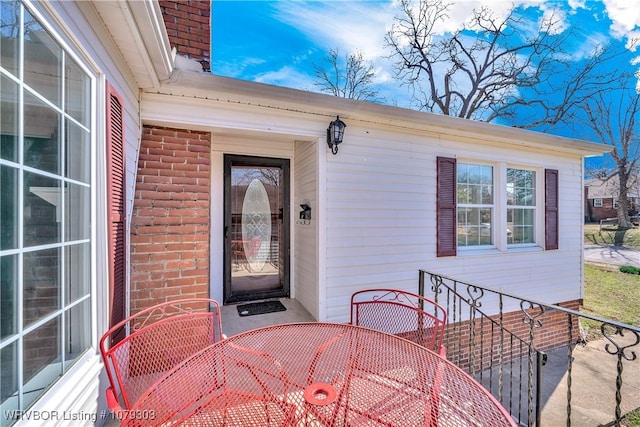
[293,141,319,318]
[212,134,295,159]
[323,122,585,323]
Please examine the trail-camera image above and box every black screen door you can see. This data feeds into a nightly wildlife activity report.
[224,155,290,303]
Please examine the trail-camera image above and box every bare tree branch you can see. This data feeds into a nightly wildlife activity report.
[385,0,633,129]
[313,48,383,102]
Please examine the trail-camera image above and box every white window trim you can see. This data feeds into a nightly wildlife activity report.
[458,160,543,255]
[0,0,103,418]
[457,160,496,252]
[594,198,603,207]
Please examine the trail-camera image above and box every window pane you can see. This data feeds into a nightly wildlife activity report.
[65,299,90,369]
[65,119,90,183]
[457,207,492,246]
[1,75,19,161]
[65,56,90,126]
[23,10,61,107]
[508,208,535,244]
[23,172,60,247]
[1,254,19,339]
[23,316,61,408]
[0,341,19,411]
[507,169,535,206]
[24,91,61,174]
[458,163,494,247]
[1,165,19,250]
[23,248,60,327]
[507,168,536,244]
[65,182,90,241]
[0,1,20,78]
[458,163,493,204]
[65,243,90,304]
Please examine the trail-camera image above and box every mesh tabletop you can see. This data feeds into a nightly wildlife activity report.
[123,323,516,426]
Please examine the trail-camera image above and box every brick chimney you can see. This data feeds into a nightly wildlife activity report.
[159,0,210,63]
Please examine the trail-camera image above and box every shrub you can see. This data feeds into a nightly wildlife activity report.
[619,265,640,275]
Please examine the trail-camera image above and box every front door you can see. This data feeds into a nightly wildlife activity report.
[224,155,290,303]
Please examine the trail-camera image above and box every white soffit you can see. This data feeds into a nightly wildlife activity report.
[143,70,611,157]
[93,0,173,89]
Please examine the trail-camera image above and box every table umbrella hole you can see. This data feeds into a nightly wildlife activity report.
[304,383,337,406]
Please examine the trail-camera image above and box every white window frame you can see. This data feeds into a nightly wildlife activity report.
[457,162,495,249]
[593,198,603,208]
[506,166,538,247]
[0,0,98,417]
[457,160,543,254]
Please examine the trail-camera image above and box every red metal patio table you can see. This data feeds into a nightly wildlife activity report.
[121,322,517,426]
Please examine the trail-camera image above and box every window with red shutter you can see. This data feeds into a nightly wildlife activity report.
[106,82,126,343]
[438,158,558,255]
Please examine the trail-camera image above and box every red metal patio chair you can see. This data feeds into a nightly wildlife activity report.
[351,289,448,425]
[350,288,447,356]
[99,298,224,420]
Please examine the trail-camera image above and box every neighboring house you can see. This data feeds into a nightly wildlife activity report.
[0,0,609,424]
[584,176,640,222]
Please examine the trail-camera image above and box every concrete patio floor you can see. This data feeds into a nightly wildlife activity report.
[220,298,316,337]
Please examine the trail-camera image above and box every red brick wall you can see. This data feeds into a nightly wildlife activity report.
[130,126,211,314]
[443,299,582,372]
[588,198,618,222]
[159,0,210,61]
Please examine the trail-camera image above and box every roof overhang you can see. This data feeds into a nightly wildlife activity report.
[92,0,173,88]
[142,70,611,158]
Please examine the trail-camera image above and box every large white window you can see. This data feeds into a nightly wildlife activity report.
[1,0,93,416]
[457,162,539,250]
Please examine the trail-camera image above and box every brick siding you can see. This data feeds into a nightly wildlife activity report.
[587,198,618,222]
[159,0,210,61]
[130,126,211,314]
[444,299,582,372]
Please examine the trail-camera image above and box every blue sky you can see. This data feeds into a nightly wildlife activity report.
[211,0,640,162]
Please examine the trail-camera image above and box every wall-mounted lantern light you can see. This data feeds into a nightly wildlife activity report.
[326,115,346,155]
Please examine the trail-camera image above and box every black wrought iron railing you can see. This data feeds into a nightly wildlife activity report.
[418,270,640,427]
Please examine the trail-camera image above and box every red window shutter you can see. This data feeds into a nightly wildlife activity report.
[106,82,126,343]
[437,157,457,257]
[545,169,559,250]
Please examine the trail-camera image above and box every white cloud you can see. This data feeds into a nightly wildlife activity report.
[568,32,611,61]
[273,1,395,60]
[602,0,640,40]
[568,0,587,9]
[212,57,266,78]
[254,65,317,91]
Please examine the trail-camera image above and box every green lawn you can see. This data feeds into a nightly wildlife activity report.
[583,264,640,329]
[584,223,640,248]
[583,264,640,426]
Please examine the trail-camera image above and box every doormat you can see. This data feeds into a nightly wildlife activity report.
[237,300,287,317]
